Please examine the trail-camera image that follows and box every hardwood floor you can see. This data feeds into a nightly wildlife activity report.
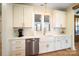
[38,37,79,56]
[39,49,79,56]
[75,42,79,49]
[39,42,79,56]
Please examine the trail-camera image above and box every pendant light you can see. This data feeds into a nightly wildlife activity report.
[40,3,48,15]
[44,3,48,15]
[44,3,47,15]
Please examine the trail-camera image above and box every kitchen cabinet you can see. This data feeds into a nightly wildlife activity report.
[39,36,71,54]
[46,36,56,52]
[10,38,39,56]
[55,37,62,50]
[10,40,25,56]
[61,36,71,49]
[39,37,55,54]
[13,5,24,27]
[13,5,33,27]
[39,41,48,54]
[55,36,71,50]
[53,10,66,27]
[47,40,55,52]
[9,36,71,55]
[24,6,33,27]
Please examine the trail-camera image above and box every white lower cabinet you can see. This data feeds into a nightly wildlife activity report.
[47,40,55,52]
[61,39,67,49]
[47,37,56,52]
[39,41,48,54]
[39,40,55,54]
[9,40,25,56]
[39,37,55,54]
[63,36,71,48]
[10,36,71,55]
[39,36,71,54]
[60,36,71,49]
[55,38,62,50]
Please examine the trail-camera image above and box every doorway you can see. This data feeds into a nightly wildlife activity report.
[72,4,79,50]
[74,15,79,49]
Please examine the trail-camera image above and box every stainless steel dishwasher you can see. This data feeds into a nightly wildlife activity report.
[25,38,39,56]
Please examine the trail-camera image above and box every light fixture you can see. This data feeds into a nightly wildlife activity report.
[40,3,48,15]
[44,3,48,15]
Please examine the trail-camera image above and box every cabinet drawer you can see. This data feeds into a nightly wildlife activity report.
[10,50,25,56]
[10,40,25,45]
[10,40,25,56]
[10,40,25,50]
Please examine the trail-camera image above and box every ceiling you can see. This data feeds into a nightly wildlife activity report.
[25,3,73,11]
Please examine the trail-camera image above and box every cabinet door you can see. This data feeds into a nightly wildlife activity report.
[61,37,67,49]
[60,12,66,27]
[55,37,62,50]
[13,6,23,27]
[47,40,55,52]
[24,6,33,27]
[46,37,55,52]
[10,40,25,56]
[61,36,71,49]
[39,41,48,54]
[53,10,66,27]
[64,36,71,48]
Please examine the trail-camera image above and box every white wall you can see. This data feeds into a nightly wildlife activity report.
[66,6,76,50]
[2,4,13,55]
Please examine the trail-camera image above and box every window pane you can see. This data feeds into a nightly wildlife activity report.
[76,18,79,35]
[44,15,49,22]
[35,14,41,22]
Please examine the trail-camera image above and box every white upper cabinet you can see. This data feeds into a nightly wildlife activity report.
[13,5,33,27]
[53,10,66,27]
[24,6,33,27]
[13,5,24,27]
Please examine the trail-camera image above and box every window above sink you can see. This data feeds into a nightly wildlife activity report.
[33,14,51,32]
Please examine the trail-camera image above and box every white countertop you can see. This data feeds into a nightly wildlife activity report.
[10,34,70,40]
[10,36,40,40]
